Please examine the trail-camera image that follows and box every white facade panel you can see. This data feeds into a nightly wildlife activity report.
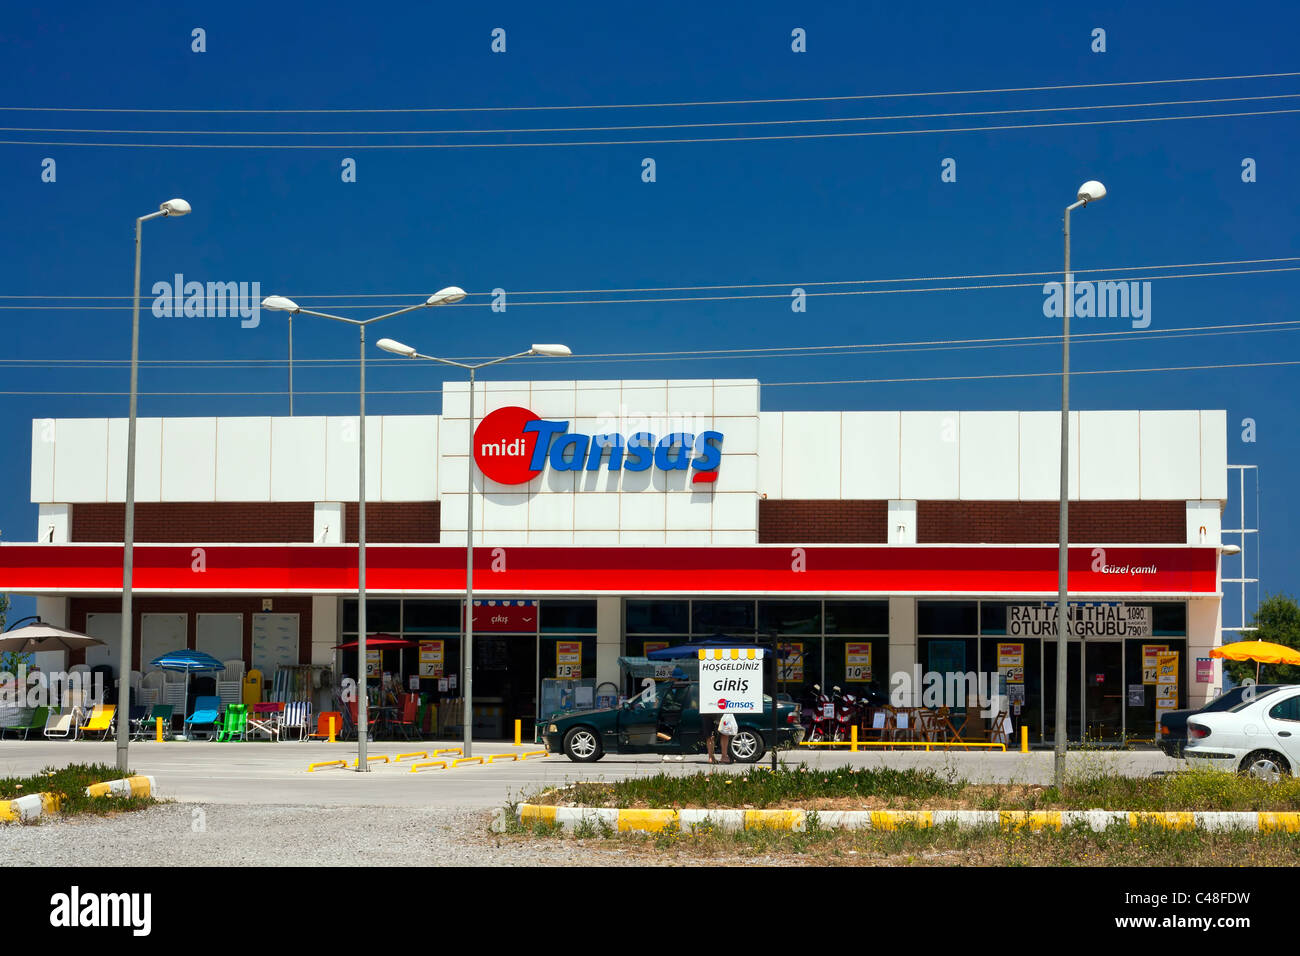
[1200,410,1228,502]
[530,380,577,420]
[666,491,713,530]
[1018,411,1079,501]
[160,418,217,502]
[713,454,758,494]
[324,416,383,502]
[1140,411,1201,499]
[482,493,530,531]
[712,492,757,531]
[619,530,665,545]
[714,381,760,418]
[620,380,668,421]
[215,418,272,501]
[619,493,666,530]
[107,417,163,503]
[380,416,439,501]
[757,412,783,498]
[1078,411,1140,500]
[270,417,327,502]
[575,380,623,420]
[30,418,55,503]
[528,492,574,531]
[527,530,574,545]
[958,412,1020,500]
[840,412,900,500]
[36,503,70,543]
[899,411,959,500]
[573,493,620,530]
[1186,500,1222,546]
[715,417,759,456]
[781,412,841,499]
[666,379,714,417]
[52,418,109,503]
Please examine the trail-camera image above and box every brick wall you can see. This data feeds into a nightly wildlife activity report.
[70,501,440,544]
[67,595,314,669]
[758,500,888,543]
[917,500,1186,544]
[344,501,440,543]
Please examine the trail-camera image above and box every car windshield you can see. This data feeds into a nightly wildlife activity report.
[1227,687,1283,712]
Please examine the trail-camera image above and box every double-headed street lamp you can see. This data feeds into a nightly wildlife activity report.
[261,287,466,770]
[376,337,572,758]
[1054,180,1106,790]
[117,198,191,774]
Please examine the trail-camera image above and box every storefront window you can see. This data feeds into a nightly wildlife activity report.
[402,600,460,633]
[692,600,756,636]
[824,601,889,635]
[918,601,978,636]
[341,599,400,634]
[626,600,689,635]
[758,601,821,635]
[540,600,596,633]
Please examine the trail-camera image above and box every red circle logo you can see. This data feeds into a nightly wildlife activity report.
[473,406,542,485]
[717,699,728,710]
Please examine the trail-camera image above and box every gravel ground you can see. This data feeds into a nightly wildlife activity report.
[0,802,687,867]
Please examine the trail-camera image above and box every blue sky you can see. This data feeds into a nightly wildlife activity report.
[0,1,1294,624]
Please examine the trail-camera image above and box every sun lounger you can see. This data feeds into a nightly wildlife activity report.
[0,707,49,740]
[43,707,79,739]
[281,700,310,741]
[182,695,222,740]
[133,703,174,740]
[78,705,116,740]
[216,704,248,742]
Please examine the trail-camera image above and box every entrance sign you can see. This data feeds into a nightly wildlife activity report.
[1007,603,1152,638]
[845,643,872,682]
[699,648,765,714]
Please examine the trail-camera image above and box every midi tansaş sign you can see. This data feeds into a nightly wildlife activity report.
[698,648,765,714]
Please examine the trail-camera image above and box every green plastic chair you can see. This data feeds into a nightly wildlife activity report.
[0,706,49,740]
[216,703,248,742]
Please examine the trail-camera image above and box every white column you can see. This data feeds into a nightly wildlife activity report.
[1187,599,1221,709]
[311,596,340,667]
[888,596,917,705]
[595,596,622,688]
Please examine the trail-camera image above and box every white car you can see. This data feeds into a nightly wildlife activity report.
[1184,685,1300,780]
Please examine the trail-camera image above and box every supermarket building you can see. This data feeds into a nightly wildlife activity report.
[0,378,1228,741]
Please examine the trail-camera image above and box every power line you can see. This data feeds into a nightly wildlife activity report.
[4,256,1294,300]
[4,92,1296,135]
[3,265,1296,311]
[2,70,1295,114]
[2,107,1295,149]
[764,360,1300,388]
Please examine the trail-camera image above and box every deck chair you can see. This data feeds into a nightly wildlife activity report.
[43,707,79,739]
[79,705,116,740]
[133,704,174,740]
[246,702,284,742]
[216,703,248,742]
[988,710,1012,746]
[389,694,420,740]
[307,711,343,741]
[281,701,310,741]
[1,707,49,740]
[345,699,377,741]
[183,695,222,740]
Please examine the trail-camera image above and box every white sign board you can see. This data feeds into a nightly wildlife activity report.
[1006,603,1152,638]
[698,648,765,715]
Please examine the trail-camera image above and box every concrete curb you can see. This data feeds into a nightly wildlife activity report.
[85,776,156,800]
[516,804,1300,834]
[0,792,60,823]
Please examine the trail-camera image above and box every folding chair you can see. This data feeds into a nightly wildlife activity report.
[183,696,222,740]
[133,704,174,740]
[389,694,421,741]
[281,701,310,741]
[0,707,49,740]
[247,702,285,742]
[78,705,116,741]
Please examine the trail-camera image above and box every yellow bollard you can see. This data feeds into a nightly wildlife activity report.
[514,719,522,747]
[1021,725,1029,754]
[851,723,858,753]
[155,717,164,742]
[328,716,336,743]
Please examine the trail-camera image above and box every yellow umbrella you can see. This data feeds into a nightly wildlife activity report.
[1210,640,1300,681]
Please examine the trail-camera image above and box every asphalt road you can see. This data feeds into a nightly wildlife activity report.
[0,740,1182,808]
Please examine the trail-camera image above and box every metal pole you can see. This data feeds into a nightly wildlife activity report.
[464,367,475,758]
[356,326,369,770]
[116,214,149,774]
[288,313,293,416]
[769,635,778,771]
[1054,202,1081,789]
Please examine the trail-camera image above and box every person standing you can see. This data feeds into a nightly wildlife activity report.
[717,711,737,763]
[700,711,729,764]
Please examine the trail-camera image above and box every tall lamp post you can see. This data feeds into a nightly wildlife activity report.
[261,287,466,770]
[376,337,572,758]
[1054,180,1106,790]
[117,197,191,774]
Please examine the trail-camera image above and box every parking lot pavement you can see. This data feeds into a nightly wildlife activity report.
[0,740,1183,809]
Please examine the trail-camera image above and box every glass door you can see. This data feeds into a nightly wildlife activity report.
[1043,641,1124,742]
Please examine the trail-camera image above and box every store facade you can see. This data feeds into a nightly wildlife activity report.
[1,378,1227,741]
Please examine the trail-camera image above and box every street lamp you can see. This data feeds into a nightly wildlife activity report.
[1054,180,1105,790]
[376,337,572,758]
[117,198,191,774]
[261,286,466,770]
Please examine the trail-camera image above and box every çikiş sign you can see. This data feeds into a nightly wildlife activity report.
[473,406,723,485]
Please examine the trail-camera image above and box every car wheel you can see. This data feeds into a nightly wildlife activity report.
[728,729,764,763]
[563,726,603,763]
[1239,749,1291,781]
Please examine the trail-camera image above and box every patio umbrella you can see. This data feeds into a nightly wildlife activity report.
[333,636,418,688]
[148,649,226,728]
[0,620,105,654]
[1210,640,1300,681]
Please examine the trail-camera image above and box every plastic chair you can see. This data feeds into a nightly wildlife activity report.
[133,704,175,740]
[79,705,116,740]
[307,711,343,741]
[183,696,222,740]
[1,707,49,740]
[216,704,248,742]
[389,694,421,740]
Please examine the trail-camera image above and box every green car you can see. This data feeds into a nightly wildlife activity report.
[542,680,803,762]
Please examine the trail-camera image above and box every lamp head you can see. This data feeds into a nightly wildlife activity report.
[376,337,418,358]
[261,295,300,314]
[1076,180,1107,204]
[426,286,467,306]
[160,198,191,217]
[530,344,572,357]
